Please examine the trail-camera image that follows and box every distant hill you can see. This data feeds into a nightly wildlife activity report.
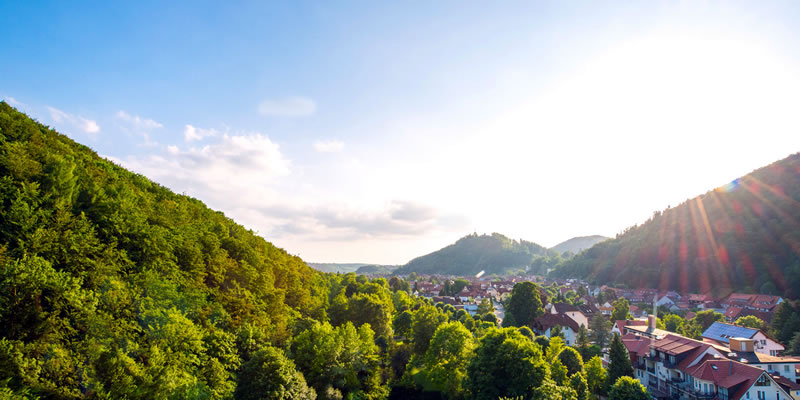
[308,263,367,273]
[551,235,609,254]
[308,263,399,275]
[551,153,800,299]
[393,232,560,276]
[354,264,400,275]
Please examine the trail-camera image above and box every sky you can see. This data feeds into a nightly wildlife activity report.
[2,1,800,264]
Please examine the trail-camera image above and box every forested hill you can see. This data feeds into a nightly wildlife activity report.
[0,103,327,396]
[550,235,609,255]
[394,232,562,276]
[551,153,800,299]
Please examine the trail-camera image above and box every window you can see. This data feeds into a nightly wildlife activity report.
[761,340,767,345]
[768,365,774,371]
[756,375,770,386]
[785,365,790,372]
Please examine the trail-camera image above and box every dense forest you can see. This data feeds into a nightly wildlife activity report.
[394,233,565,276]
[0,103,644,399]
[552,153,800,299]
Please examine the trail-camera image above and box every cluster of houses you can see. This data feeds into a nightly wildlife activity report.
[620,316,800,399]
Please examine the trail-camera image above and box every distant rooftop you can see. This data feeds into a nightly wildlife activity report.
[702,322,757,344]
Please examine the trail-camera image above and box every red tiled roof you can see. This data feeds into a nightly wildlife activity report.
[685,359,779,400]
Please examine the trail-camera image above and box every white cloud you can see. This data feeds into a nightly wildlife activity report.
[3,96,21,106]
[120,133,291,199]
[115,110,163,129]
[113,110,163,147]
[313,139,345,153]
[258,96,316,117]
[184,124,218,142]
[46,106,100,134]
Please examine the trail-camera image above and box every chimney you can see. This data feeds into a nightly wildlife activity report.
[648,314,656,330]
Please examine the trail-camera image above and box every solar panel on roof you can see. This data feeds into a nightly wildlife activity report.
[702,322,757,344]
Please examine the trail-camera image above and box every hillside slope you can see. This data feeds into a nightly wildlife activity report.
[0,102,327,397]
[552,153,800,299]
[394,232,560,276]
[551,235,609,254]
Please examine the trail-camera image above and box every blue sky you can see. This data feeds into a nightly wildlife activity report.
[3,1,800,264]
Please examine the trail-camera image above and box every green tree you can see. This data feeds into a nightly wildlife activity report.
[569,372,590,400]
[290,322,385,399]
[505,282,544,327]
[663,314,685,334]
[477,298,495,315]
[589,314,611,348]
[416,322,475,399]
[735,315,765,330]
[611,298,631,321]
[411,305,447,355]
[531,379,578,400]
[607,334,634,386]
[558,347,584,376]
[393,310,414,338]
[234,346,316,400]
[787,332,800,356]
[465,327,549,400]
[584,356,608,397]
[551,359,568,385]
[545,336,565,364]
[608,376,649,400]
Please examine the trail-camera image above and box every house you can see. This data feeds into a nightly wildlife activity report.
[701,322,785,356]
[532,313,580,346]
[612,319,648,336]
[551,303,588,329]
[623,332,794,400]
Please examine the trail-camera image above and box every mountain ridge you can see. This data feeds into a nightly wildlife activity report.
[550,235,609,254]
[551,153,800,299]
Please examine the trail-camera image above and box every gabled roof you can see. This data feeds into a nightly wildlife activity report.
[702,322,758,344]
[685,358,789,400]
[552,303,580,313]
[621,334,652,363]
[533,313,580,333]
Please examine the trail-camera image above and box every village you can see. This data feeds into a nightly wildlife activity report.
[397,273,800,399]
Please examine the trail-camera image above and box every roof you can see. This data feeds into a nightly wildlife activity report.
[552,303,580,313]
[652,334,708,356]
[623,323,671,339]
[532,313,580,333]
[701,322,758,344]
[685,358,788,400]
[578,303,599,315]
[621,334,652,363]
[614,319,647,333]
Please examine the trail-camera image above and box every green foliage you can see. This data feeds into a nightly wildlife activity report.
[588,314,610,348]
[607,335,634,386]
[608,376,649,400]
[413,322,474,399]
[235,346,316,400]
[531,379,578,400]
[735,315,765,330]
[684,310,726,339]
[662,314,685,335]
[569,373,590,400]
[788,332,800,356]
[558,347,584,376]
[477,298,494,315]
[771,301,800,344]
[550,359,568,385]
[465,327,548,400]
[395,233,560,276]
[411,305,447,355]
[551,153,800,299]
[611,298,631,321]
[394,310,414,338]
[584,356,608,397]
[505,282,544,327]
[290,321,385,400]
